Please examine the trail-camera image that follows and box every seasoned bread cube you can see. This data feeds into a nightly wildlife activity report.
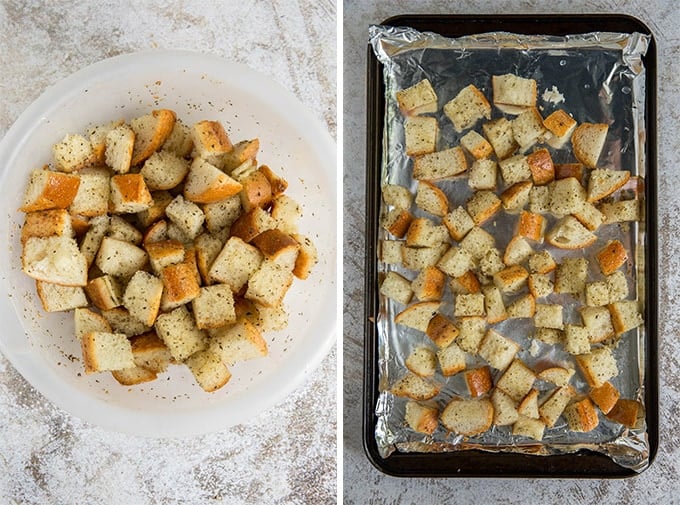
[401,244,448,271]
[456,316,487,354]
[21,209,74,244]
[492,73,537,113]
[443,84,491,132]
[534,327,563,345]
[482,117,517,159]
[512,415,545,440]
[69,168,110,216]
[607,271,629,303]
[493,264,529,293]
[89,120,123,164]
[405,347,437,377]
[466,190,501,225]
[404,116,438,157]
[587,168,630,202]
[491,389,519,426]
[482,285,506,324]
[437,246,473,278]
[517,389,540,419]
[549,177,586,217]
[440,398,493,436]
[140,150,190,190]
[185,349,232,392]
[22,236,88,286]
[165,194,205,240]
[564,397,599,432]
[512,108,546,151]
[468,159,498,190]
[251,228,300,270]
[154,305,207,361]
[564,324,591,355]
[105,124,135,173]
[450,270,481,295]
[538,385,575,427]
[555,257,589,295]
[537,366,575,387]
[405,218,448,248]
[575,347,618,388]
[20,168,80,213]
[460,226,495,261]
[528,184,551,214]
[129,331,172,373]
[415,181,448,217]
[499,154,532,186]
[608,300,643,335]
[599,199,640,223]
[81,331,135,373]
[605,398,642,428]
[110,174,153,213]
[390,372,440,400]
[111,362,157,385]
[130,109,177,166]
[571,122,608,168]
[526,148,555,186]
[527,273,553,299]
[528,250,556,274]
[411,266,445,302]
[496,359,536,402]
[506,294,536,319]
[108,215,142,245]
[36,281,87,312]
[584,281,610,307]
[454,293,485,317]
[479,248,507,279]
[395,301,440,332]
[138,191,173,230]
[503,235,533,266]
[161,118,193,158]
[534,303,564,330]
[209,319,267,366]
[380,239,404,265]
[74,307,112,340]
[464,366,493,397]
[396,78,438,116]
[122,271,163,326]
[543,109,577,148]
[545,216,596,249]
[460,130,493,160]
[426,313,459,348]
[518,210,545,242]
[500,181,532,212]
[596,240,628,275]
[437,342,467,376]
[443,206,475,241]
[413,146,467,181]
[589,381,620,414]
[381,208,413,238]
[203,194,243,234]
[245,260,294,308]
[573,201,605,232]
[382,184,413,210]
[95,237,147,278]
[404,401,439,435]
[291,233,317,280]
[160,262,201,311]
[85,274,123,311]
[53,133,96,172]
[101,307,151,336]
[222,138,260,172]
[145,239,185,275]
[184,157,242,204]
[478,329,520,371]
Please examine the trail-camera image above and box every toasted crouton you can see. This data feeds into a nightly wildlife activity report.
[20,168,80,213]
[415,181,448,217]
[459,226,495,261]
[36,281,87,312]
[608,300,643,335]
[405,347,437,377]
[53,133,96,172]
[395,301,440,332]
[443,206,475,241]
[545,216,596,249]
[436,342,467,377]
[589,381,620,414]
[382,184,413,210]
[538,385,575,427]
[496,359,536,402]
[482,285,506,324]
[381,208,413,239]
[191,285,237,330]
[596,240,628,275]
[85,274,123,311]
[460,130,494,160]
[251,228,300,270]
[492,74,537,113]
[575,347,618,388]
[140,150,190,190]
[512,108,546,151]
[450,270,481,295]
[478,329,520,370]
[573,201,605,231]
[454,293,485,317]
[518,210,544,242]
[500,181,532,212]
[564,398,599,432]
[479,248,505,279]
[160,262,201,311]
[22,236,88,286]
[101,307,150,336]
[517,388,540,419]
[69,168,110,216]
[527,273,553,299]
[380,271,413,305]
[543,109,577,148]
[21,209,74,244]
[122,271,163,326]
[396,78,438,116]
[493,265,529,293]
[404,401,439,435]
[587,168,631,202]
[491,389,519,426]
[245,260,294,307]
[507,294,536,318]
[563,324,591,355]
[184,157,243,204]
[291,233,317,280]
[144,239,184,275]
[411,266,445,302]
[549,177,586,217]
[443,84,491,132]
[404,116,438,157]
[74,308,112,340]
[526,148,555,185]
[482,117,518,159]
[466,190,501,225]
[203,194,243,234]
[405,218,448,248]
[456,316,487,354]
[534,303,564,330]
[571,122,608,168]
[130,109,177,166]
[600,199,640,223]
[185,350,232,392]
[468,158,498,191]
[401,244,448,271]
[105,124,135,173]
[209,319,267,365]
[154,305,207,361]
[537,366,574,387]
[606,398,642,428]
[161,118,193,158]
[504,235,533,266]
[81,331,135,373]
[426,313,459,348]
[222,138,260,172]
[464,366,493,397]
[390,373,440,400]
[89,120,124,164]
[528,250,556,274]
[499,154,532,186]
[555,257,589,295]
[95,237,147,278]
[437,246,473,279]
[528,185,551,214]
[440,398,493,436]
[413,146,467,181]
[164,194,205,240]
[110,174,153,213]
[513,415,546,440]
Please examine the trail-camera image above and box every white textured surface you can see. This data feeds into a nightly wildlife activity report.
[0,1,336,503]
[343,0,678,502]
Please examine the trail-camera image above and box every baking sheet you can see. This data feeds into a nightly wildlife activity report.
[364,16,658,477]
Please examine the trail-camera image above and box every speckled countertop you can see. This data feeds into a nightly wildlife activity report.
[0,1,336,504]
[343,0,679,502]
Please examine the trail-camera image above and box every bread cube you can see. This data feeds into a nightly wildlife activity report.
[130,109,176,166]
[395,301,440,332]
[545,216,597,249]
[415,181,448,217]
[478,248,505,279]
[81,331,135,374]
[589,381,620,414]
[22,236,88,286]
[506,294,536,319]
[185,350,232,392]
[160,262,201,311]
[608,300,644,335]
[534,303,564,330]
[380,239,404,265]
[140,150,190,190]
[129,331,172,373]
[517,389,540,419]
[443,206,475,241]
[101,307,151,336]
[493,264,529,293]
[466,190,501,225]
[528,185,551,214]
[537,366,575,387]
[443,84,491,132]
[599,199,640,223]
[512,108,546,150]
[564,324,591,355]
[291,233,318,280]
[440,398,493,436]
[390,372,440,400]
[580,306,615,343]
[518,210,545,241]
[573,201,605,231]
[538,385,575,427]
[455,316,487,354]
[575,347,618,388]
[492,73,537,112]
[85,275,123,311]
[401,244,448,271]
[165,194,205,240]
[534,327,563,345]
[460,226,495,261]
[526,148,554,185]
[123,271,163,326]
[503,235,533,266]
[491,388,519,426]
[110,174,153,213]
[413,147,467,181]
[585,281,609,307]
[381,208,413,238]
[21,209,74,244]
[555,257,589,295]
[69,168,110,216]
[468,159,498,190]
[478,329,520,370]
[161,118,193,158]
[405,218,448,248]
[482,285,506,324]
[381,184,413,210]
[36,281,87,312]
[145,239,185,275]
[203,194,243,234]
[605,398,641,428]
[405,347,437,377]
[528,250,556,274]
[154,305,207,361]
[396,78,438,116]
[454,293,485,317]
[190,118,234,163]
[436,341,467,377]
[496,359,536,402]
[527,273,553,299]
[404,401,439,435]
[379,271,413,305]
[74,307,112,340]
[563,398,599,432]
[499,154,532,186]
[449,270,481,295]
[20,168,80,213]
[500,181,532,212]
[482,117,518,159]
[104,124,135,174]
[543,109,577,148]
[464,366,493,397]
[95,237,148,278]
[596,240,628,275]
[425,313,459,348]
[571,122,608,168]
[460,130,493,160]
[411,266,445,302]
[245,260,294,308]
[512,415,545,441]
[437,246,473,278]
[53,133,96,172]
[606,271,629,303]
[222,138,260,172]
[404,116,438,157]
[549,177,586,217]
[184,157,242,204]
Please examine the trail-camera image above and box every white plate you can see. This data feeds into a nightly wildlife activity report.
[0,50,336,437]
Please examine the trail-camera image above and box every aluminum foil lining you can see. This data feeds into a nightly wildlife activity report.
[369,24,651,472]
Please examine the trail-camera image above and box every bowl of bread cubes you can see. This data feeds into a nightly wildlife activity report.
[0,50,336,436]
